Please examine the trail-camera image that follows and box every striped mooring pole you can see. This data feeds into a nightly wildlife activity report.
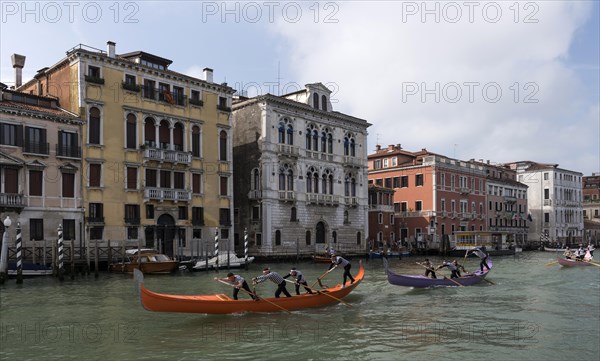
[16,222,22,284]
[57,224,64,281]
[214,228,219,272]
[244,228,249,270]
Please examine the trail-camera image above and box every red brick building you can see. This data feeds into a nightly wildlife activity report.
[368,145,487,250]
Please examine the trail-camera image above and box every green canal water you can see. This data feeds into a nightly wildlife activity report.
[1,252,598,361]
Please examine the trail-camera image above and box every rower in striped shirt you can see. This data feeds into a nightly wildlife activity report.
[253,267,292,298]
[329,255,355,287]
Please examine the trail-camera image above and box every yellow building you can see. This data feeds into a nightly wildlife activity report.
[19,42,235,257]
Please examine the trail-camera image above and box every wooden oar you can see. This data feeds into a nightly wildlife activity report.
[443,276,464,287]
[215,279,291,313]
[311,265,337,288]
[284,279,352,308]
[462,266,495,285]
[415,262,437,273]
[544,261,559,266]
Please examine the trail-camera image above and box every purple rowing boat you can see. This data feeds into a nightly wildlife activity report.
[383,258,493,288]
[557,258,593,267]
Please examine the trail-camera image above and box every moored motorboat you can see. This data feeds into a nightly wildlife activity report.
[192,251,254,270]
[383,258,492,288]
[109,249,178,274]
[135,261,364,314]
[7,262,52,277]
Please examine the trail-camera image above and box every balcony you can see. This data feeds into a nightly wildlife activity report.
[23,141,49,155]
[543,199,552,206]
[278,190,295,201]
[343,155,362,168]
[306,150,320,159]
[248,190,262,200]
[278,144,299,157]
[369,204,394,212]
[142,87,186,106]
[460,187,470,194]
[121,82,141,92]
[318,194,339,205]
[344,196,358,207]
[124,217,140,225]
[217,104,231,112]
[320,153,333,162]
[504,195,517,203]
[86,216,105,223]
[85,75,104,85]
[307,193,319,204]
[144,188,191,202]
[143,148,191,165]
[56,145,81,158]
[189,98,204,107]
[0,193,24,208]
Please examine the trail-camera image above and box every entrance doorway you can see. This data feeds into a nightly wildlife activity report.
[156,214,175,257]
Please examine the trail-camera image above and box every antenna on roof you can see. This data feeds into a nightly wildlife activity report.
[376,133,382,146]
[277,61,281,96]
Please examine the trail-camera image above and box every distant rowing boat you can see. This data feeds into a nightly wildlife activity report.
[557,258,594,267]
[383,258,492,288]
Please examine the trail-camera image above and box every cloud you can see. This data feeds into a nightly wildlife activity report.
[270,1,597,175]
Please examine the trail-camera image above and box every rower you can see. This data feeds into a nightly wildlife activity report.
[437,260,460,278]
[575,245,585,261]
[421,259,437,279]
[563,247,573,260]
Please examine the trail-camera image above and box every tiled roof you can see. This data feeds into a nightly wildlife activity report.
[0,100,80,121]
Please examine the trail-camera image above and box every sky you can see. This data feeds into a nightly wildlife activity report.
[1,0,599,176]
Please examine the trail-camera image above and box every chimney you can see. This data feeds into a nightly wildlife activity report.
[387,144,394,151]
[396,144,402,150]
[375,144,381,151]
[203,68,213,83]
[11,54,26,88]
[107,41,116,58]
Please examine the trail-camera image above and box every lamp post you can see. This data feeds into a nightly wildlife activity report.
[0,216,12,284]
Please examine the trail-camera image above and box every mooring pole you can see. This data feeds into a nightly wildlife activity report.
[57,224,64,281]
[244,228,249,270]
[16,222,23,284]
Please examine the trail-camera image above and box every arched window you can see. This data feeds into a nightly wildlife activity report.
[192,126,201,157]
[344,133,355,156]
[321,95,327,111]
[286,124,294,145]
[125,113,136,149]
[312,129,319,151]
[332,230,337,243]
[144,117,155,147]
[278,122,285,144]
[356,232,362,245]
[279,170,286,191]
[251,169,260,191]
[279,164,293,191]
[275,230,281,246]
[305,230,311,245]
[321,131,327,153]
[327,133,333,154]
[322,169,334,195]
[159,119,170,149]
[173,123,184,151]
[345,173,356,197]
[290,207,297,222]
[89,107,101,145]
[306,167,318,193]
[344,210,349,224]
[313,93,319,109]
[306,127,312,149]
[219,130,227,161]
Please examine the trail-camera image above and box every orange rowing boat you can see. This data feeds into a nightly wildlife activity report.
[134,261,364,314]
